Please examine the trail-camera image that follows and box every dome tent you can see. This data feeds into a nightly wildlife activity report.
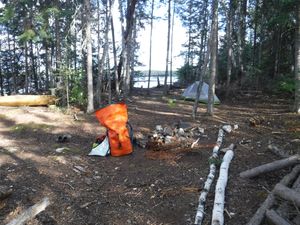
[182,81,220,104]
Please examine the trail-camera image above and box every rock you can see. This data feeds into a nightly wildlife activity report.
[84,178,92,185]
[178,128,185,136]
[165,135,174,144]
[198,127,205,134]
[163,126,173,136]
[155,125,163,132]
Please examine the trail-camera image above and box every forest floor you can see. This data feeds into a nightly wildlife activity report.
[0,87,299,225]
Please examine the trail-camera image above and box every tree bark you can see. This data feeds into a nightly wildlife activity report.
[265,209,292,225]
[295,0,300,114]
[163,0,172,95]
[273,183,300,207]
[207,0,218,116]
[240,154,300,179]
[84,0,94,113]
[225,0,234,98]
[147,0,155,92]
[110,3,119,95]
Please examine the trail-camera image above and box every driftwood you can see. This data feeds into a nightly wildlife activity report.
[246,165,300,225]
[273,183,300,207]
[212,144,235,225]
[240,154,300,179]
[265,209,292,225]
[0,185,12,200]
[6,197,50,225]
[0,95,56,107]
[194,125,232,225]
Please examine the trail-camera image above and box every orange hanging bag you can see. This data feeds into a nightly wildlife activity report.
[95,103,133,156]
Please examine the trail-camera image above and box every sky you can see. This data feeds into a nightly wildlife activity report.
[136,5,187,72]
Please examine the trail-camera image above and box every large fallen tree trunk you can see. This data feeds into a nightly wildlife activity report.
[212,144,235,225]
[194,125,232,225]
[240,154,300,179]
[273,183,300,207]
[0,95,56,107]
[246,165,300,225]
[6,197,50,225]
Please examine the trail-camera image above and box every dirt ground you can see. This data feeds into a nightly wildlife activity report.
[0,88,299,225]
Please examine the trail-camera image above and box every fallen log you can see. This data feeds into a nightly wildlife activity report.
[246,165,300,225]
[6,197,50,225]
[194,125,232,225]
[265,209,292,225]
[273,183,300,207]
[240,154,300,179]
[212,144,235,225]
[0,95,56,107]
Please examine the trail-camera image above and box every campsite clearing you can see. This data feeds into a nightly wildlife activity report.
[0,87,299,225]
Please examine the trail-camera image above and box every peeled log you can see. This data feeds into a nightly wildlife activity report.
[240,154,300,179]
[0,95,56,107]
[6,197,50,225]
[273,183,300,207]
[194,125,232,225]
[212,147,234,225]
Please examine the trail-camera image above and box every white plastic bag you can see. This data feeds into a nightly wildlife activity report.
[88,136,110,156]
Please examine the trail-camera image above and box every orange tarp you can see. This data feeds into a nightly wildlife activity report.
[95,103,133,156]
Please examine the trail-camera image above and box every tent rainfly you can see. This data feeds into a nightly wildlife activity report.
[182,81,221,104]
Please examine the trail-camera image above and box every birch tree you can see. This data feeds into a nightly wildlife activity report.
[147,0,155,92]
[84,0,94,113]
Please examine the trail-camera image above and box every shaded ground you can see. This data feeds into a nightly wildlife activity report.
[0,88,299,225]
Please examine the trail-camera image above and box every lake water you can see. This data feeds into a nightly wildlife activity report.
[133,75,178,88]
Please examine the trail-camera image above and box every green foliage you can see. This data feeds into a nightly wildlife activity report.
[277,77,295,94]
[19,29,36,42]
[0,5,15,24]
[167,98,177,107]
[177,63,196,85]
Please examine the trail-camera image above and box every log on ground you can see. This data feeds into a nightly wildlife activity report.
[273,183,300,207]
[0,95,56,107]
[246,165,300,225]
[240,154,300,179]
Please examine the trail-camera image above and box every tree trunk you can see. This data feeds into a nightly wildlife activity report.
[237,0,247,87]
[265,209,291,225]
[123,0,137,96]
[110,4,119,95]
[96,0,103,107]
[207,0,218,116]
[45,41,49,90]
[12,36,17,93]
[25,42,29,93]
[169,0,175,89]
[192,36,211,119]
[0,40,3,96]
[163,0,172,95]
[147,0,155,93]
[225,0,234,98]
[85,0,94,113]
[295,0,300,114]
[30,40,38,91]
